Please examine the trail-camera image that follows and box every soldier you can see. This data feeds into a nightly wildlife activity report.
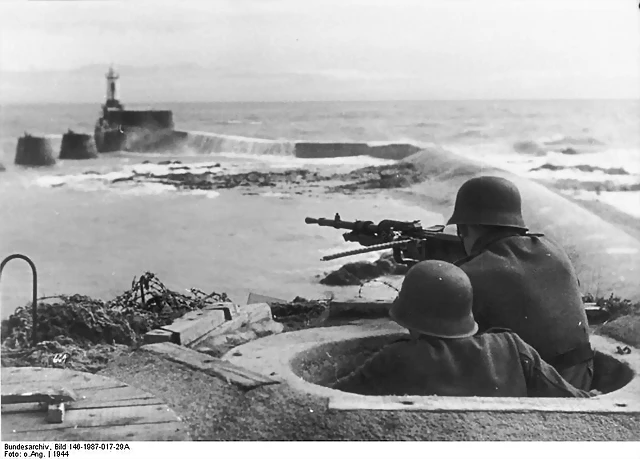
[446,176,593,391]
[332,260,592,398]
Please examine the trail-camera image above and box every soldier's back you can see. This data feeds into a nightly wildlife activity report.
[333,332,530,397]
[459,235,590,362]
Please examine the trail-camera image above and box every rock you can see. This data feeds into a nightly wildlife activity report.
[320,253,407,286]
[320,267,362,286]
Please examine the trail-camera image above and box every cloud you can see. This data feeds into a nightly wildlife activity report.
[0,0,638,100]
[293,69,415,81]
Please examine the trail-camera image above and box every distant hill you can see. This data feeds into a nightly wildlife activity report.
[0,63,374,105]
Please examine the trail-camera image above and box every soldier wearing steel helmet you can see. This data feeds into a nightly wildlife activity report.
[447,176,593,391]
[332,260,591,397]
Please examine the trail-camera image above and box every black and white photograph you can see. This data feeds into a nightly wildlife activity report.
[0,0,638,452]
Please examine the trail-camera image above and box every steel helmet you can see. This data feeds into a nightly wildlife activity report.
[446,176,527,230]
[389,260,478,339]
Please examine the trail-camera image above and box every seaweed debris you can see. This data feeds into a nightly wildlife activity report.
[1,273,230,373]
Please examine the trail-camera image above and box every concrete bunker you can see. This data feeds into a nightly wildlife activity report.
[291,334,634,396]
[224,322,640,413]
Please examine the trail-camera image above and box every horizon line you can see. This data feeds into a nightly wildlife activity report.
[2,97,639,107]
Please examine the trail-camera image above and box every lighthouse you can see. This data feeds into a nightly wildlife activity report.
[105,66,123,110]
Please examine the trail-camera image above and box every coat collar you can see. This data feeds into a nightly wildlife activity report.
[469,229,526,256]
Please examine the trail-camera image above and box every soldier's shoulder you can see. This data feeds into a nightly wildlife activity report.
[479,328,531,353]
[480,327,524,345]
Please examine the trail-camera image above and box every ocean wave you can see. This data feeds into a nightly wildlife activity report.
[530,163,630,176]
[413,121,442,128]
[449,129,490,140]
[9,128,425,162]
[542,135,605,146]
[513,140,546,155]
[216,119,263,126]
[513,135,606,156]
[172,131,422,161]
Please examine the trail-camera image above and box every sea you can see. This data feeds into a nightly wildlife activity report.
[1,100,639,318]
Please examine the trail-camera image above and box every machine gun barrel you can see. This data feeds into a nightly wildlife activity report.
[305,215,379,234]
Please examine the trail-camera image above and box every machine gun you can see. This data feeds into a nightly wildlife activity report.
[305,213,467,265]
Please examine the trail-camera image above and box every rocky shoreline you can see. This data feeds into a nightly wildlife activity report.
[99,160,423,195]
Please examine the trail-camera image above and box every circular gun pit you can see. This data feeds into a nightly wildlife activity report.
[223,319,640,413]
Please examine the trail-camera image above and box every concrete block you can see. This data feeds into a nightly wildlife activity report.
[162,309,227,346]
[143,329,174,345]
[203,302,238,320]
[244,302,274,322]
[187,303,274,348]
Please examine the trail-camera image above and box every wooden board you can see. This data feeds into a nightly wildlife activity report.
[2,385,160,414]
[161,309,227,346]
[142,342,279,390]
[1,380,124,396]
[3,398,162,414]
[143,329,174,344]
[1,367,98,385]
[1,367,191,441]
[2,403,178,433]
[1,388,77,405]
[1,421,189,441]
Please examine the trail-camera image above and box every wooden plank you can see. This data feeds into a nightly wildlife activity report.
[1,367,99,385]
[1,421,190,441]
[2,388,77,405]
[144,329,174,344]
[161,309,227,346]
[142,342,279,390]
[2,386,160,413]
[2,403,179,433]
[1,380,124,395]
[3,398,162,414]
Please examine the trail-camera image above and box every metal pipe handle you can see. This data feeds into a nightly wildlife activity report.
[0,254,38,347]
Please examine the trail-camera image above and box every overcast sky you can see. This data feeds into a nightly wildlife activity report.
[0,0,638,102]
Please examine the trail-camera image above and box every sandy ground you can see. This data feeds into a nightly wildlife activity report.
[8,153,640,441]
[100,350,640,441]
